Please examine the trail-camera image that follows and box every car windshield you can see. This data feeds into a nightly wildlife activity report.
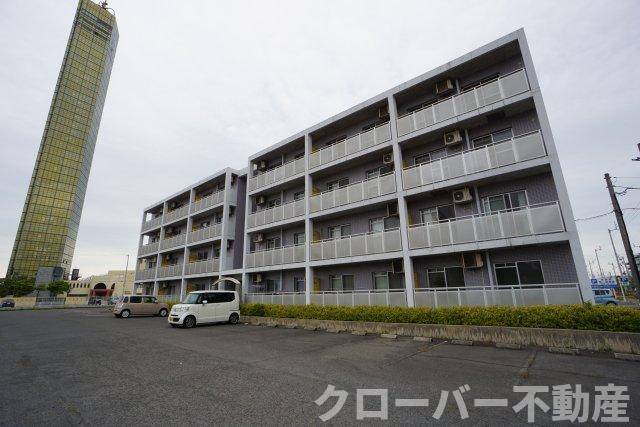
[183,293,201,304]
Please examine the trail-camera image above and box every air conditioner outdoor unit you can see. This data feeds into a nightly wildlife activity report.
[253,233,264,243]
[391,259,404,274]
[383,152,394,165]
[256,195,266,205]
[452,187,473,204]
[378,105,389,119]
[254,273,263,283]
[435,78,454,95]
[169,202,177,210]
[461,253,483,269]
[444,129,463,146]
[258,160,267,171]
[386,202,399,217]
[201,221,210,228]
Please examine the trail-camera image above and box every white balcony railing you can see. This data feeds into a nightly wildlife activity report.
[245,244,306,268]
[138,242,159,256]
[402,130,547,190]
[310,229,402,261]
[245,292,306,305]
[160,234,186,250]
[310,289,407,307]
[408,201,565,250]
[247,199,305,229]
[156,263,183,279]
[187,224,222,244]
[141,216,162,232]
[135,268,156,281]
[248,158,305,192]
[308,122,392,170]
[397,68,530,137]
[191,190,224,214]
[163,205,189,224]
[310,173,396,214]
[184,258,220,275]
[413,283,581,308]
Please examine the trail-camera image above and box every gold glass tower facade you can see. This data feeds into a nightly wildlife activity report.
[7,0,118,278]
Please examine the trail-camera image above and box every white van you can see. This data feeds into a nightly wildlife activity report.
[168,290,240,328]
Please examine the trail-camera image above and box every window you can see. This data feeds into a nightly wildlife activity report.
[426,267,465,288]
[494,261,544,286]
[294,232,305,245]
[472,128,513,148]
[461,73,500,92]
[327,178,349,191]
[294,152,305,160]
[328,225,351,239]
[373,272,389,289]
[129,296,141,303]
[143,296,156,303]
[266,237,281,249]
[267,198,281,208]
[481,190,528,213]
[419,204,455,224]
[265,279,278,292]
[196,250,208,261]
[414,148,447,166]
[330,275,354,291]
[293,277,305,292]
[369,217,385,233]
[293,191,305,201]
[366,167,382,179]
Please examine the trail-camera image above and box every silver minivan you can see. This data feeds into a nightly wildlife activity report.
[168,291,240,328]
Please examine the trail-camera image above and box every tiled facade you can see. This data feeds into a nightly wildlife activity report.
[134,30,592,307]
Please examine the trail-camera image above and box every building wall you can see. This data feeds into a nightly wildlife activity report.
[313,261,404,291]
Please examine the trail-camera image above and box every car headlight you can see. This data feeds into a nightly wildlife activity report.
[173,306,189,313]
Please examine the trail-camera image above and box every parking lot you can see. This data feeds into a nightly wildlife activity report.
[0,308,638,425]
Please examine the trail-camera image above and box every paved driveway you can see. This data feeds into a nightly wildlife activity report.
[0,309,637,425]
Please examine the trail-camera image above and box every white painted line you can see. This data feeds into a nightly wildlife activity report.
[474,398,509,407]
[395,398,429,407]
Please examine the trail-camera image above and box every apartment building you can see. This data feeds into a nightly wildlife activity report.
[134,29,592,308]
[133,168,246,300]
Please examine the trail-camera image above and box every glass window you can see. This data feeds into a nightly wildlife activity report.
[266,237,281,249]
[373,272,389,289]
[414,153,431,165]
[427,267,464,288]
[494,261,543,286]
[427,268,446,288]
[293,277,305,292]
[294,191,305,201]
[129,296,141,303]
[265,279,278,292]
[330,275,354,291]
[366,168,382,179]
[369,218,385,233]
[472,128,513,148]
[420,204,455,224]
[294,233,305,245]
[482,190,528,213]
[445,267,465,288]
[327,178,349,191]
[328,225,351,239]
[267,198,281,208]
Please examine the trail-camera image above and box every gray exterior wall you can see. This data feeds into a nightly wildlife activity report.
[313,261,404,291]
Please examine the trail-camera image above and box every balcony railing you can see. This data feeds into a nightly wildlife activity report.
[245,244,306,268]
[156,263,183,279]
[247,199,305,229]
[308,122,392,170]
[160,234,186,250]
[310,289,407,307]
[408,201,565,250]
[245,292,306,305]
[248,158,305,192]
[310,173,396,214]
[413,283,581,308]
[138,242,159,256]
[163,205,189,224]
[135,268,156,281]
[156,295,181,303]
[187,223,222,244]
[141,216,162,232]
[192,190,224,214]
[402,130,547,190]
[184,258,220,275]
[397,68,530,137]
[310,229,402,261]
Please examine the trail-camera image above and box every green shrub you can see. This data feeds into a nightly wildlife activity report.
[240,303,640,333]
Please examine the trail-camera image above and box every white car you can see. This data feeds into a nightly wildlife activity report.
[169,290,240,328]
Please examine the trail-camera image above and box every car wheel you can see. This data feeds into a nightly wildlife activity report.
[120,309,131,318]
[159,308,168,317]
[114,313,121,318]
[183,315,196,329]
[229,313,239,325]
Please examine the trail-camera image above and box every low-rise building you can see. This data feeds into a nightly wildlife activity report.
[68,270,135,298]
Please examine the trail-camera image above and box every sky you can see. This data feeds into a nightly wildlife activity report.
[0,0,639,279]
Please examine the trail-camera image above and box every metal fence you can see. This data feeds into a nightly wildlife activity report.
[248,158,305,192]
[310,229,402,261]
[245,292,306,305]
[191,190,224,214]
[310,289,407,307]
[310,173,396,213]
[184,258,220,275]
[245,244,306,268]
[187,224,222,244]
[141,216,162,232]
[247,199,305,229]
[160,233,187,250]
[163,205,189,224]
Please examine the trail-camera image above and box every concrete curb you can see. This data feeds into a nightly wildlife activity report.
[240,315,640,354]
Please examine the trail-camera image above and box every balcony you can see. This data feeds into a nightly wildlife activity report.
[397,69,530,137]
[156,263,183,279]
[413,283,581,308]
[402,130,547,190]
[163,205,189,224]
[308,122,392,170]
[135,268,156,281]
[245,292,306,305]
[247,199,305,229]
[138,242,159,256]
[160,234,186,250]
[156,295,181,303]
[310,229,402,261]
[192,190,224,214]
[248,158,305,192]
[245,244,306,268]
[310,173,396,214]
[408,201,565,250]
[310,289,407,307]
[184,258,220,275]
[141,216,162,232]
[187,224,222,244]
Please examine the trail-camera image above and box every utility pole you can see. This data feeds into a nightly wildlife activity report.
[588,259,595,278]
[605,173,640,291]
[594,247,604,278]
[122,254,130,295]
[608,229,625,277]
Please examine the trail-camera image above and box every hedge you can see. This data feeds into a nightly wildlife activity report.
[240,303,640,333]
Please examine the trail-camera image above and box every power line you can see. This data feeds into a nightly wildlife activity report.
[574,210,613,222]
